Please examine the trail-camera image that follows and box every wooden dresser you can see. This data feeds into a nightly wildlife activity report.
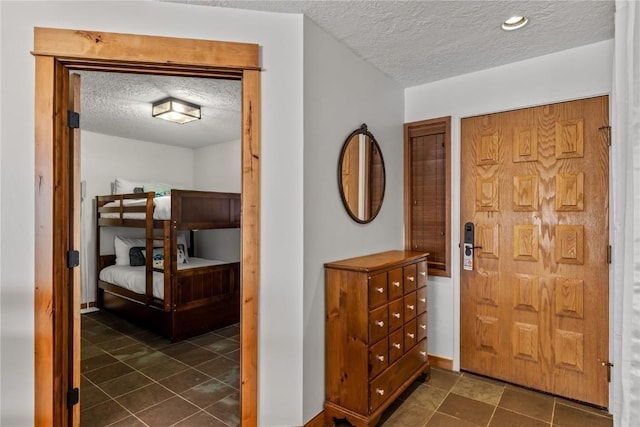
[324,250,430,427]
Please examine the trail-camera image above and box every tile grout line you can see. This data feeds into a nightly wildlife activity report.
[82,312,241,426]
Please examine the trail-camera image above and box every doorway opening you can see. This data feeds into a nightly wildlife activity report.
[33,28,260,426]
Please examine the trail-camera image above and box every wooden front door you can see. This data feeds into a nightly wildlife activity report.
[460,96,610,407]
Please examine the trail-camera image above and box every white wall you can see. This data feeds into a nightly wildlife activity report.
[80,131,194,304]
[404,40,613,372]
[0,2,304,426]
[193,139,241,262]
[302,18,405,421]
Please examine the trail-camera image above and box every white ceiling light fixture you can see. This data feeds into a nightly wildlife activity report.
[152,97,201,124]
[502,16,529,31]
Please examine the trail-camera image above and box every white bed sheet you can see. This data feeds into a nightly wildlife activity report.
[100,196,172,220]
[99,258,232,300]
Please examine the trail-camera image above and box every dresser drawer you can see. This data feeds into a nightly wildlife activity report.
[388,299,404,332]
[369,305,388,343]
[369,341,429,412]
[369,337,388,379]
[369,272,388,309]
[417,286,427,314]
[388,329,404,363]
[388,268,403,300]
[404,318,417,350]
[417,312,427,342]
[416,260,428,288]
[403,264,417,294]
[404,292,417,320]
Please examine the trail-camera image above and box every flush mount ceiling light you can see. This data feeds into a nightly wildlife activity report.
[502,15,528,31]
[152,97,201,124]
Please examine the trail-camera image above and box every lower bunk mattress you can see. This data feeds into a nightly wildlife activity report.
[99,257,234,300]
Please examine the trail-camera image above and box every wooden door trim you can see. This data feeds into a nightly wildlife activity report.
[33,27,261,426]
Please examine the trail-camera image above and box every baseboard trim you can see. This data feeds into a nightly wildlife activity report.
[428,354,453,370]
[80,301,97,310]
[304,411,324,427]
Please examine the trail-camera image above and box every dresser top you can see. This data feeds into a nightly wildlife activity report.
[324,250,428,272]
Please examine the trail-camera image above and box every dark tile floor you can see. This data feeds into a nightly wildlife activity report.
[81,310,240,426]
[82,310,613,427]
[378,367,613,427]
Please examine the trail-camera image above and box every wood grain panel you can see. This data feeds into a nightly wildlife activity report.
[555,330,584,372]
[513,274,539,312]
[513,225,539,261]
[476,316,499,354]
[555,173,584,211]
[477,133,499,165]
[513,175,539,211]
[513,323,539,362]
[476,178,499,211]
[476,270,499,307]
[476,223,499,258]
[556,119,584,159]
[555,277,584,319]
[513,126,538,162]
[554,225,584,264]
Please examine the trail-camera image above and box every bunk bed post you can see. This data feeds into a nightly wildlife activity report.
[144,192,154,304]
[163,220,174,313]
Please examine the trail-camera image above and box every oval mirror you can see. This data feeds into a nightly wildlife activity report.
[338,124,386,223]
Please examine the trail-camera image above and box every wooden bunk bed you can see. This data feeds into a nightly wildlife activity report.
[96,189,241,342]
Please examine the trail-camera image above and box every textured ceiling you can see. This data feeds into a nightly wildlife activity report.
[178,0,615,87]
[79,71,241,148]
[81,0,614,148]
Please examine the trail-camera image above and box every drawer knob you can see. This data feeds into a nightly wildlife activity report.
[420,271,427,277]
[376,355,385,362]
[392,281,400,287]
[420,324,427,330]
[407,276,415,282]
[393,312,401,319]
[393,343,401,349]
[420,351,427,357]
[376,388,385,396]
[420,298,426,303]
[375,320,385,327]
[376,287,384,294]
[407,304,415,311]
[407,332,415,339]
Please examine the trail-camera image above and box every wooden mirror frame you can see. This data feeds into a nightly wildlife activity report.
[33,28,260,426]
[338,124,386,224]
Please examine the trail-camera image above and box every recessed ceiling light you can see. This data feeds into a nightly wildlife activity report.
[502,16,528,31]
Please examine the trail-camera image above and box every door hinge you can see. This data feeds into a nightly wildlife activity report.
[68,110,80,129]
[66,387,79,407]
[602,361,614,382]
[67,250,80,269]
[598,125,611,146]
[607,245,612,264]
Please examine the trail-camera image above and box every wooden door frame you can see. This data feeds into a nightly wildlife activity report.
[33,27,261,426]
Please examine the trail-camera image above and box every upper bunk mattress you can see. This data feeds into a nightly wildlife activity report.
[99,196,171,220]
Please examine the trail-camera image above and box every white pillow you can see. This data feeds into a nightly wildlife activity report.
[114,178,184,195]
[114,234,189,265]
[114,178,146,195]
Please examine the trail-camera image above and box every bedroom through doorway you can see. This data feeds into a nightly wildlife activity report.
[78,71,244,426]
